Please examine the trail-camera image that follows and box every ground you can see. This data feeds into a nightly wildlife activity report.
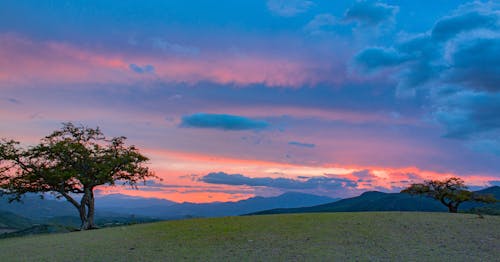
[0,212,498,261]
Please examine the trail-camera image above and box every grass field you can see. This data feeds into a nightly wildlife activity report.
[0,212,498,261]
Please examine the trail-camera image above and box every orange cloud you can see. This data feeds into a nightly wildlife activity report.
[103,148,497,202]
[98,184,254,203]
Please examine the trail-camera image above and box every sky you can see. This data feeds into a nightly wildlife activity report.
[1,0,499,203]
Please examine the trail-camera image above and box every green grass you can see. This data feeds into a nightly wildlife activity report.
[0,212,498,261]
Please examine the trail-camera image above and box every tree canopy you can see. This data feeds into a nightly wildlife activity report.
[401,177,497,213]
[0,123,156,230]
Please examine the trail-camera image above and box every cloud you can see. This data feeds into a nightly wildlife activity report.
[0,34,131,85]
[383,4,500,93]
[267,0,313,17]
[288,141,315,148]
[304,14,336,35]
[3,98,21,104]
[180,113,269,131]
[445,37,500,92]
[142,180,185,188]
[350,2,500,154]
[152,38,200,57]
[344,1,399,27]
[354,35,441,97]
[129,64,155,74]
[352,169,376,183]
[354,47,406,71]
[0,34,332,88]
[433,90,500,139]
[467,139,500,156]
[200,172,357,190]
[431,11,498,41]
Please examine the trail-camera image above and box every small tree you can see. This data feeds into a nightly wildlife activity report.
[401,177,497,213]
[0,123,156,230]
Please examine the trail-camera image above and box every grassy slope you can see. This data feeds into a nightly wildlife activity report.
[0,212,498,261]
[0,211,33,229]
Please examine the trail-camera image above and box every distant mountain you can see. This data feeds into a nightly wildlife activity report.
[108,192,337,219]
[472,186,500,198]
[250,186,500,215]
[0,194,76,220]
[0,193,177,220]
[96,194,177,209]
[1,192,336,221]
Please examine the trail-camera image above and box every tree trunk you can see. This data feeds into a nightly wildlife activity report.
[447,201,462,213]
[58,188,96,230]
[79,192,89,230]
[78,188,96,230]
[86,189,96,229]
[440,197,459,213]
[79,204,89,230]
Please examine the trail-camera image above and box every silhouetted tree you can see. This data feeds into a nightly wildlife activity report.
[0,123,156,230]
[401,177,497,213]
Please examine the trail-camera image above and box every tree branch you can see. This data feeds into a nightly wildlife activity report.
[59,190,80,209]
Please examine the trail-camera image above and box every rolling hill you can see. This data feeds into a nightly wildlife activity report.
[465,186,500,215]
[0,211,33,233]
[250,186,500,215]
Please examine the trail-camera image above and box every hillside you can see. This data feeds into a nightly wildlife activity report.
[0,211,33,234]
[465,186,500,215]
[0,212,498,261]
[250,191,446,215]
[251,186,500,215]
[0,224,75,239]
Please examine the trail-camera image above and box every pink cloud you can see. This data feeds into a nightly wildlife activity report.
[0,34,346,88]
[0,34,130,85]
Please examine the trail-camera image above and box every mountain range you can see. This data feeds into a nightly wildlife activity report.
[249,186,500,215]
[114,192,336,219]
[0,192,336,221]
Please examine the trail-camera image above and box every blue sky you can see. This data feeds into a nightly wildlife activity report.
[1,0,499,202]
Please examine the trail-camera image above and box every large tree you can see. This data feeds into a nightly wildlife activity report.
[401,177,496,213]
[0,123,156,230]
